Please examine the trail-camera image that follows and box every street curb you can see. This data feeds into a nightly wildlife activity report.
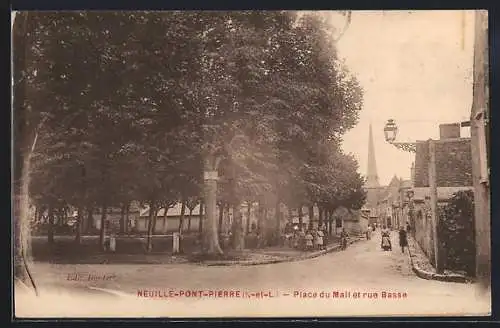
[407,239,473,284]
[203,237,365,267]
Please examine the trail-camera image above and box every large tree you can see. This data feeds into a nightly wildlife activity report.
[15,11,366,259]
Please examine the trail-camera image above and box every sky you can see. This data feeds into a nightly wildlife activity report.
[327,10,476,186]
[11,11,476,186]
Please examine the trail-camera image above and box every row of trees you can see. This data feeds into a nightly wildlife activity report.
[13,11,366,256]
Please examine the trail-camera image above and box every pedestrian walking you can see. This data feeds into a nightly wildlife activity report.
[406,221,411,234]
[381,226,392,251]
[399,226,408,253]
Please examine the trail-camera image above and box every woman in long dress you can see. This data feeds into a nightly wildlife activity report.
[305,231,314,251]
[316,229,324,250]
[381,226,392,251]
[399,226,408,253]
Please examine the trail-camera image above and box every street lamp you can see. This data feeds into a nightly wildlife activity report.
[383,119,398,143]
[383,119,417,153]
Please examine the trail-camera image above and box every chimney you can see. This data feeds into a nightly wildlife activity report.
[439,123,461,139]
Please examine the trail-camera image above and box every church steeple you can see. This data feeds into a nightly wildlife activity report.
[366,123,380,188]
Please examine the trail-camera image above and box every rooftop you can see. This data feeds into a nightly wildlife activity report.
[413,124,472,188]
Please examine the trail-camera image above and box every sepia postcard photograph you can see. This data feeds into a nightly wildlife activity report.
[12,10,491,318]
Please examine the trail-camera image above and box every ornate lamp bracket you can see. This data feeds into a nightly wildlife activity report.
[392,142,417,153]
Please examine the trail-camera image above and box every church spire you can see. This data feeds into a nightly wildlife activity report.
[366,123,380,188]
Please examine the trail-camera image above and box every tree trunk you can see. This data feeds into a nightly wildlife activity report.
[146,201,156,253]
[198,202,204,236]
[47,205,54,244]
[79,207,87,235]
[188,209,193,232]
[74,206,83,244]
[151,206,160,236]
[218,203,224,234]
[319,207,324,227]
[99,204,107,251]
[13,12,43,289]
[54,208,60,227]
[298,205,304,229]
[256,202,265,248]
[14,195,28,283]
[179,200,186,233]
[308,205,314,229]
[162,206,169,234]
[246,201,252,234]
[57,207,65,226]
[86,207,93,234]
[202,157,223,255]
[263,207,268,246]
[328,209,333,236]
[125,203,130,234]
[232,203,245,250]
[257,202,264,233]
[274,199,282,246]
[119,204,126,235]
[275,199,281,238]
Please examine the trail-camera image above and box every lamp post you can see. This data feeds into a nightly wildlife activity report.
[383,119,442,273]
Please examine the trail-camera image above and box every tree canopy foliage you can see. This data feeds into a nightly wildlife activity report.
[13,11,366,254]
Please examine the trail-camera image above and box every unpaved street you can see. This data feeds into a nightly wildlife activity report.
[16,231,490,317]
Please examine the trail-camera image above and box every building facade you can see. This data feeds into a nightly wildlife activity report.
[411,124,474,264]
[470,10,490,289]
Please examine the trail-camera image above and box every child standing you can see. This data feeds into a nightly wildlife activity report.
[305,231,314,251]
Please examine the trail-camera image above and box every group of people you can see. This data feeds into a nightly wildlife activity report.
[285,224,327,251]
[283,221,412,253]
[379,222,411,253]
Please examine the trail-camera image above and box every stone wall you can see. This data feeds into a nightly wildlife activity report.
[413,202,453,267]
[413,204,433,261]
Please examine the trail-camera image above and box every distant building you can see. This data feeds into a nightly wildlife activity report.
[332,206,369,235]
[379,176,412,229]
[136,203,203,234]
